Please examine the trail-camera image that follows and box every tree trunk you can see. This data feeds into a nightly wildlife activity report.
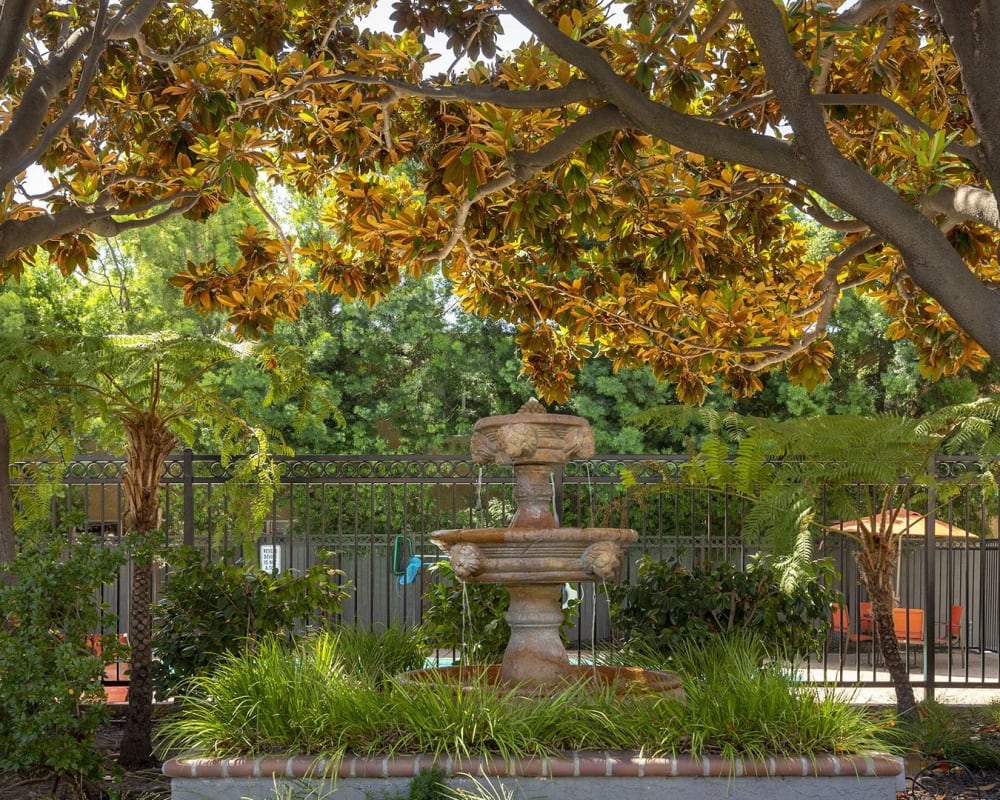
[0,410,16,586]
[118,412,178,769]
[118,556,155,768]
[855,539,917,715]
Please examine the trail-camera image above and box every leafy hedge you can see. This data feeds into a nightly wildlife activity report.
[0,535,125,779]
[152,546,350,698]
[608,555,838,657]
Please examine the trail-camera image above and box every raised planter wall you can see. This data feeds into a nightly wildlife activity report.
[164,751,905,800]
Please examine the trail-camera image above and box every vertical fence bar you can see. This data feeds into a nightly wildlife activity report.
[182,448,194,547]
[923,473,937,702]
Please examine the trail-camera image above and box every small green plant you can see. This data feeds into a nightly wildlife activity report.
[607,555,838,658]
[324,624,427,687]
[419,560,578,664]
[885,700,1000,770]
[372,767,451,800]
[152,546,350,698]
[0,532,126,780]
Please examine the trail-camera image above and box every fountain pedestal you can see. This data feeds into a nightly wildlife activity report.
[502,584,570,688]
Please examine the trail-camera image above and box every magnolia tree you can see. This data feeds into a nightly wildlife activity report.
[2,1,999,401]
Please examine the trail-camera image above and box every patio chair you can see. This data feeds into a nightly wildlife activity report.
[934,604,966,667]
[831,603,874,664]
[892,607,925,668]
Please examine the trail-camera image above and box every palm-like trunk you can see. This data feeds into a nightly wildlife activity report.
[117,412,178,769]
[120,556,154,766]
[855,536,916,715]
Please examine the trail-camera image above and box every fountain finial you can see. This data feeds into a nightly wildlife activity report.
[518,398,546,415]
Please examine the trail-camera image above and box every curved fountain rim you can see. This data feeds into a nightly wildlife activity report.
[396,663,683,695]
[473,411,592,429]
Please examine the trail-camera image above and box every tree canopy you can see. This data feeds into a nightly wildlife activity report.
[3,0,999,402]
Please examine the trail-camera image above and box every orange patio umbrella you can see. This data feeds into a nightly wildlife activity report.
[831,510,977,540]
[828,510,977,599]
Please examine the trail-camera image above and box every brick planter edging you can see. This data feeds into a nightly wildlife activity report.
[163,751,903,781]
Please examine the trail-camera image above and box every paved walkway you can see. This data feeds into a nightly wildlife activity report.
[797,648,1000,705]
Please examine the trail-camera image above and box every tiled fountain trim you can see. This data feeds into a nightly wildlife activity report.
[164,752,906,800]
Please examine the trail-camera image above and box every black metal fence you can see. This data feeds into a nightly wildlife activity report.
[13,451,1000,694]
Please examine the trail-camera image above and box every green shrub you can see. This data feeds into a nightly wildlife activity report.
[0,534,125,779]
[418,560,578,664]
[608,554,838,658]
[151,546,350,698]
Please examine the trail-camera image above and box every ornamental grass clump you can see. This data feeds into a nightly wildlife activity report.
[157,629,890,763]
[662,633,887,761]
[156,633,393,758]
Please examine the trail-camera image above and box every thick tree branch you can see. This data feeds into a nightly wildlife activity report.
[0,23,96,185]
[736,0,838,159]
[0,0,164,186]
[0,195,198,260]
[105,0,161,41]
[500,0,811,182]
[931,1,1000,208]
[508,105,626,180]
[836,0,933,25]
[0,0,37,85]
[3,1,111,186]
[923,185,1000,231]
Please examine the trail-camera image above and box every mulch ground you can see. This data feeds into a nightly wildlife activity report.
[0,718,170,800]
[904,762,1000,799]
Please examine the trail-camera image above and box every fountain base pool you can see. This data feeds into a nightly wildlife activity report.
[397,663,685,697]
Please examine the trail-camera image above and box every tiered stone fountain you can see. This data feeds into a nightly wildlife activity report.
[164,401,904,799]
[418,398,682,694]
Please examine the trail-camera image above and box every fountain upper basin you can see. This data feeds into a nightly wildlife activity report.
[430,526,637,584]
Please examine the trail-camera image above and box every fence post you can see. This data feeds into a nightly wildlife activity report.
[182,448,194,547]
[923,456,937,702]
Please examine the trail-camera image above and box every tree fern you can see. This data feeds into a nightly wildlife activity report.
[637,403,998,714]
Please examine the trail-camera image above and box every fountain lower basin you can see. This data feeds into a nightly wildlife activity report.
[397,664,685,697]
